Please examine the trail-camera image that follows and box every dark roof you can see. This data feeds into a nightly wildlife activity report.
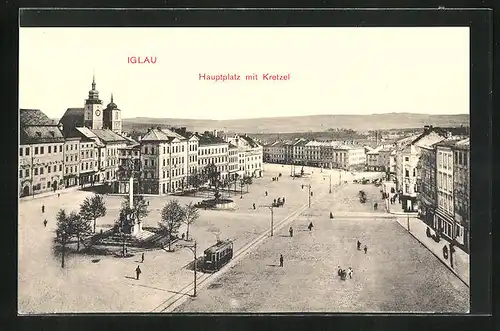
[20,126,65,144]
[228,142,238,149]
[204,240,233,254]
[240,135,260,148]
[434,139,461,148]
[59,108,85,132]
[20,109,57,126]
[91,129,128,143]
[197,132,226,146]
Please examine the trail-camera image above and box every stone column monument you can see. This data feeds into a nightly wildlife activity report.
[128,160,142,236]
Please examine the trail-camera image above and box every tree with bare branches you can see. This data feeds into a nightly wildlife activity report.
[183,201,199,241]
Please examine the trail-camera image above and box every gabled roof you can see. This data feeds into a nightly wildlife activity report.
[228,142,238,149]
[239,135,260,148]
[141,128,186,142]
[293,138,309,147]
[20,126,65,144]
[20,109,58,126]
[73,127,104,147]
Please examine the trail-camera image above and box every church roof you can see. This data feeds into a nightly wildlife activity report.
[59,108,85,129]
[20,126,65,144]
[20,109,58,126]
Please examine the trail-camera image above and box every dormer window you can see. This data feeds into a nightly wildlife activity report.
[49,131,55,137]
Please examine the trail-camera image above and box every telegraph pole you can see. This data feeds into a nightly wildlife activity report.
[259,205,275,236]
[181,240,198,297]
[308,184,312,208]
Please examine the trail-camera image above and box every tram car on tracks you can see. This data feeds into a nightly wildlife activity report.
[203,240,234,272]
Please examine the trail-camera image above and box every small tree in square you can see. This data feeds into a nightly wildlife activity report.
[55,209,78,268]
[183,201,199,241]
[80,194,107,233]
[73,215,92,252]
[159,199,185,252]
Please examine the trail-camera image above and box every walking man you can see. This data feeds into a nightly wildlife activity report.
[265,191,268,196]
[135,265,141,280]
[308,222,314,231]
[357,240,361,250]
[41,205,45,213]
[58,193,60,198]
[348,267,353,279]
[279,254,284,267]
[337,266,342,277]
[253,203,256,210]
[141,252,145,263]
[43,219,47,227]
[364,245,368,254]
[289,226,293,237]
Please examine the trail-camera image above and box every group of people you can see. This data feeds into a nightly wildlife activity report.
[357,240,368,254]
[337,266,353,280]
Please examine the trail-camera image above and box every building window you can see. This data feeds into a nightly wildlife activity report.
[59,165,62,171]
[25,169,29,177]
[35,147,39,155]
[34,168,38,175]
[405,169,409,177]
[59,146,62,152]
[19,148,23,156]
[48,166,51,173]
[40,167,44,175]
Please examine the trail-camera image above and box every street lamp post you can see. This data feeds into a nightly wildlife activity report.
[407,214,410,232]
[308,184,312,208]
[259,205,274,236]
[182,241,198,297]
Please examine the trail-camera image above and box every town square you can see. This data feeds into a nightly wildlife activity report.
[18,26,471,314]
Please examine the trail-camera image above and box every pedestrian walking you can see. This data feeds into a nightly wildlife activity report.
[41,205,45,213]
[141,252,145,263]
[58,193,60,198]
[282,197,285,205]
[308,222,314,231]
[337,266,342,277]
[364,245,368,254]
[289,226,293,237]
[43,219,47,227]
[253,203,256,210]
[265,191,268,196]
[279,254,284,267]
[135,265,141,280]
[348,267,353,279]
[357,240,361,250]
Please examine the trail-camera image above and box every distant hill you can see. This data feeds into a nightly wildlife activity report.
[121,113,469,134]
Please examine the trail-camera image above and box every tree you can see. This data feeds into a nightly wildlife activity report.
[183,201,199,241]
[55,209,78,268]
[122,194,149,226]
[159,200,185,251]
[80,194,107,233]
[205,163,222,201]
[73,215,92,252]
[242,175,253,193]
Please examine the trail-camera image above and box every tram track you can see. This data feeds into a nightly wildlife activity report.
[151,187,332,313]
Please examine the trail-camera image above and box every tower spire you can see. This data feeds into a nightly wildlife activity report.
[111,92,113,103]
[92,71,96,90]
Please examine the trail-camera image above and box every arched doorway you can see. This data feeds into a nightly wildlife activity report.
[53,180,58,191]
[23,186,30,196]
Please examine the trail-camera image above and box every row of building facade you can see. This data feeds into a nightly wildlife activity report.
[263,138,367,170]
[19,77,263,197]
[263,126,470,253]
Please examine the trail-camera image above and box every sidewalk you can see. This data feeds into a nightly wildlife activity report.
[385,198,418,217]
[19,185,82,203]
[396,217,469,287]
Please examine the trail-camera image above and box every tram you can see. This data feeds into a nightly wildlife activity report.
[203,239,234,272]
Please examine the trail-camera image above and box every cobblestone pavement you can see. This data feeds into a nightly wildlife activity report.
[175,177,469,313]
[18,164,353,313]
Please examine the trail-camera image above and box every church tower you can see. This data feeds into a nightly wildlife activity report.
[83,74,104,130]
[103,93,122,134]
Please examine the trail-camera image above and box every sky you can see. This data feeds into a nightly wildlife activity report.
[19,27,469,120]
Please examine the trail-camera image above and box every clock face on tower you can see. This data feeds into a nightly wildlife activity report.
[95,109,101,116]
